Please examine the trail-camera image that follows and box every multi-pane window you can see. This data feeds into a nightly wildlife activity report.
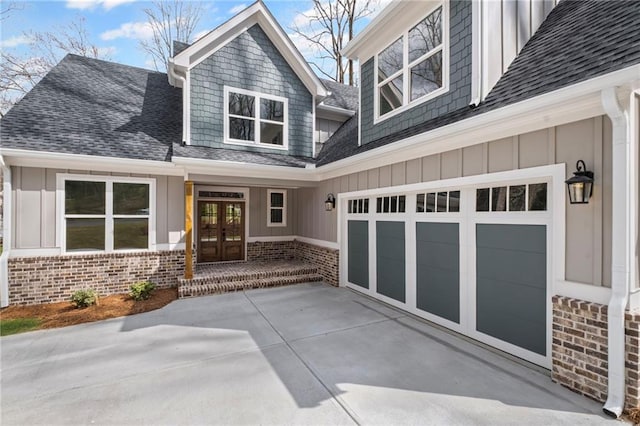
[267,189,286,227]
[226,87,287,148]
[376,195,406,213]
[376,4,445,118]
[416,190,460,213]
[476,183,547,212]
[348,198,369,214]
[63,178,151,252]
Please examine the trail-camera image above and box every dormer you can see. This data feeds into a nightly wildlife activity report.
[167,1,329,158]
[343,0,557,146]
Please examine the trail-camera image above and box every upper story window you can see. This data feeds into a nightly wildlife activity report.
[224,86,288,150]
[375,3,447,121]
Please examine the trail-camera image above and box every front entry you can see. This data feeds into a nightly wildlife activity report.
[197,201,245,262]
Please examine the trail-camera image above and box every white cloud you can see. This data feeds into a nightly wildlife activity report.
[0,35,32,48]
[66,0,136,11]
[100,21,154,41]
[229,4,247,15]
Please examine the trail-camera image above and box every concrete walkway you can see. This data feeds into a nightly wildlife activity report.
[1,283,613,425]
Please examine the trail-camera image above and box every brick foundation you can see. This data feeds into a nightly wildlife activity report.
[552,295,640,411]
[247,240,339,285]
[8,250,185,305]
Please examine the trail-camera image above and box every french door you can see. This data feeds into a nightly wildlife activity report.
[197,201,244,262]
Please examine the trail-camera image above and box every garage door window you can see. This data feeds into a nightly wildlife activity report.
[476,183,547,212]
[348,198,369,214]
[417,190,460,213]
[376,195,406,213]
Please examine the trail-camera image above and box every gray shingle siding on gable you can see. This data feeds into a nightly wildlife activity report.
[190,24,313,157]
[360,0,472,145]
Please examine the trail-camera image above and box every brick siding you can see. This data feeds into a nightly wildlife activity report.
[8,250,185,305]
[552,295,640,411]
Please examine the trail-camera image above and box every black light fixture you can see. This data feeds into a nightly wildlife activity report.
[325,193,336,211]
[565,160,594,204]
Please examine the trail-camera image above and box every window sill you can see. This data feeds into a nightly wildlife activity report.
[373,85,449,125]
[224,139,288,151]
[267,223,287,228]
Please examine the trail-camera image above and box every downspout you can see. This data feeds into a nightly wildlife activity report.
[0,155,12,308]
[601,87,631,418]
[167,58,188,144]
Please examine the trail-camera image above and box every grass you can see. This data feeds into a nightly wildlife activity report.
[0,318,41,336]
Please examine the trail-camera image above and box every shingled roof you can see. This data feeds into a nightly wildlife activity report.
[316,0,640,166]
[320,78,358,111]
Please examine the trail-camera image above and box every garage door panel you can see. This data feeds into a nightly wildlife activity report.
[348,220,369,289]
[377,221,406,303]
[476,223,547,357]
[476,224,546,254]
[416,222,460,323]
[476,249,546,289]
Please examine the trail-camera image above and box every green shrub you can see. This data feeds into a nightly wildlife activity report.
[71,289,98,308]
[129,281,156,301]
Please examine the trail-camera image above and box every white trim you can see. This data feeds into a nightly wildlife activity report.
[0,156,11,307]
[316,103,355,118]
[247,235,294,243]
[224,86,289,151]
[246,235,339,250]
[267,189,287,227]
[555,281,612,306]
[312,98,317,158]
[294,236,339,250]
[10,248,62,258]
[470,0,481,106]
[156,243,186,251]
[174,156,316,181]
[172,2,327,98]
[373,2,449,124]
[56,174,156,254]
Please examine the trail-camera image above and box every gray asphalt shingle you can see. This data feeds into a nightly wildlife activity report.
[320,78,358,111]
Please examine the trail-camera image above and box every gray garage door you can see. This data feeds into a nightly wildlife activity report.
[476,224,547,356]
[348,220,369,289]
[376,221,405,303]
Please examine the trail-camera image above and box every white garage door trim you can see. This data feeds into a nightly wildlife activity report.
[338,164,566,368]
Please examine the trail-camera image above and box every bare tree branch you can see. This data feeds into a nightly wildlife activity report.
[291,0,375,85]
[139,0,204,71]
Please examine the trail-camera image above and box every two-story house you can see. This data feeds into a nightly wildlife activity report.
[1,0,639,416]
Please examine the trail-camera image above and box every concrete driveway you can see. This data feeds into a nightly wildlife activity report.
[1,283,613,425]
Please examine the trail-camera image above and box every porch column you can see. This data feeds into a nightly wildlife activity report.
[185,180,194,279]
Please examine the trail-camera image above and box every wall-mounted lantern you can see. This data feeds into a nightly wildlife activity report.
[565,160,594,204]
[325,193,336,211]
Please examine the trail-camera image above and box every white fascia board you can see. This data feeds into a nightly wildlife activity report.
[0,149,184,176]
[316,65,640,181]
[173,2,327,98]
[342,1,440,61]
[173,156,318,182]
[317,103,355,119]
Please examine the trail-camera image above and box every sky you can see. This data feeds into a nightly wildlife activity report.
[1,0,390,76]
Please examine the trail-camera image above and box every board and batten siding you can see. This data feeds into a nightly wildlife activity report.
[10,168,185,249]
[248,187,298,237]
[299,116,613,288]
[480,0,557,99]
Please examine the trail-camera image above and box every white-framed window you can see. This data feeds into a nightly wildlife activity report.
[224,86,288,150]
[57,174,155,253]
[374,1,448,122]
[267,189,287,227]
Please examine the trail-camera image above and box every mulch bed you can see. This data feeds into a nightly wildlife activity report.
[0,288,178,329]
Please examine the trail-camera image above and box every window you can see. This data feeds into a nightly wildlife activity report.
[348,198,369,214]
[61,176,153,252]
[476,183,547,212]
[225,87,288,149]
[267,189,286,227]
[416,190,460,213]
[376,195,406,213]
[376,3,447,120]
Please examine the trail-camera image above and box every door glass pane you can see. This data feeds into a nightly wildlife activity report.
[66,218,105,251]
[528,183,547,211]
[114,218,148,250]
[492,187,507,211]
[437,192,447,212]
[449,191,460,212]
[65,181,105,215]
[113,183,149,215]
[476,188,489,211]
[200,203,217,242]
[509,185,526,211]
[426,192,436,212]
[227,204,242,240]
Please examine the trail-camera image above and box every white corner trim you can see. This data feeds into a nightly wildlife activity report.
[0,156,11,307]
[555,281,612,305]
[470,0,482,106]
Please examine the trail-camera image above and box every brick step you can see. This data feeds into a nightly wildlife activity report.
[178,273,324,298]
[177,265,319,286]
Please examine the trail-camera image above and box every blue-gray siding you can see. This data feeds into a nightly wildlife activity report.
[360,0,472,145]
[376,221,406,302]
[190,24,313,157]
[476,224,547,356]
[416,222,460,323]
[348,220,369,288]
